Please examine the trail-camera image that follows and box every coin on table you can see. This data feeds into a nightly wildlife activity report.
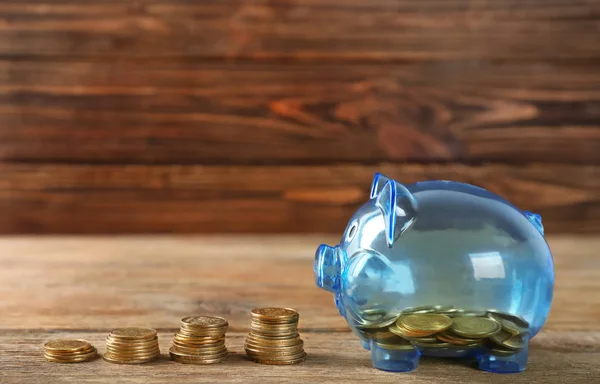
[399,314,453,333]
[44,339,97,363]
[249,352,307,365]
[182,316,228,328]
[103,354,158,365]
[44,340,90,353]
[450,316,500,339]
[109,327,157,340]
[251,308,299,322]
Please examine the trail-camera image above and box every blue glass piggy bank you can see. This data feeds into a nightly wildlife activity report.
[314,173,554,373]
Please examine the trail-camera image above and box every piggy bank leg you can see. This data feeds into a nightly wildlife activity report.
[369,340,420,372]
[360,339,371,350]
[477,335,529,373]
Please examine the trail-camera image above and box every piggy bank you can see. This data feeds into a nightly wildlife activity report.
[314,173,554,373]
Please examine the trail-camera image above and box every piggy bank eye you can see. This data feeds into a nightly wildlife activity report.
[346,221,358,243]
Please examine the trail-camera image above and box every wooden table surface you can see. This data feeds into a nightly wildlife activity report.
[1,235,599,383]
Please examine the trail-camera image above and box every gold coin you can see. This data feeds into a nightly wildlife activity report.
[436,332,483,346]
[450,316,500,339]
[105,343,159,351]
[174,334,224,343]
[170,345,226,355]
[246,349,306,359]
[249,353,307,365]
[489,347,516,357]
[244,351,306,361]
[102,353,159,365]
[105,347,160,356]
[373,340,414,351]
[401,306,437,314]
[106,339,159,347]
[181,316,228,328]
[178,328,226,337]
[490,331,525,350]
[369,331,405,343]
[104,349,160,357]
[251,308,299,322]
[489,330,512,345]
[173,339,225,348]
[486,310,529,329]
[460,310,488,317]
[361,308,388,321]
[178,330,226,338]
[487,314,527,336]
[399,334,439,343]
[170,352,228,364]
[44,339,91,353]
[400,314,452,333]
[411,340,451,348]
[244,344,305,354]
[389,323,437,338]
[44,352,98,363]
[245,337,301,347]
[106,335,158,344]
[434,306,462,317]
[170,347,227,356]
[105,348,160,356]
[247,331,299,340]
[250,327,297,335]
[109,327,157,340]
[250,321,298,330]
[357,314,400,330]
[44,348,98,362]
[45,345,96,356]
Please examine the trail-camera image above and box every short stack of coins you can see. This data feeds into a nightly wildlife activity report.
[169,316,228,364]
[44,339,97,363]
[103,327,160,364]
[245,308,306,365]
[358,305,529,356]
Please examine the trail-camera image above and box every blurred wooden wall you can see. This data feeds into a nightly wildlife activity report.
[0,0,598,234]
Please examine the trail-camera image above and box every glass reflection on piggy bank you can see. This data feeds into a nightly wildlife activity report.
[314,173,554,373]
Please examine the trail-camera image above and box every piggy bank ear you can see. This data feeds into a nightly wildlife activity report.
[524,211,544,235]
[375,180,418,248]
[370,173,393,198]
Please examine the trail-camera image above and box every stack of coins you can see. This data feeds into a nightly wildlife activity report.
[169,316,228,364]
[103,327,160,364]
[245,308,306,365]
[44,339,97,363]
[358,305,529,356]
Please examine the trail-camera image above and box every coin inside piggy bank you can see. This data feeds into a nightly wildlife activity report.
[314,173,554,373]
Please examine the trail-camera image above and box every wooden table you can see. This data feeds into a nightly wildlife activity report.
[1,236,599,383]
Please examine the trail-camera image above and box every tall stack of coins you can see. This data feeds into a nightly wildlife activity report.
[358,305,529,357]
[169,316,228,364]
[103,327,160,364]
[245,308,306,365]
[44,339,97,363]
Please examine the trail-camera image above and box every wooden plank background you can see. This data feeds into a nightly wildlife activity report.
[0,0,599,233]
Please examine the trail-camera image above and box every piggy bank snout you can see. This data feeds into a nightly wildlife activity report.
[314,244,342,293]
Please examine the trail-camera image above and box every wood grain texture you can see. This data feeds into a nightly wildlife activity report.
[1,60,598,164]
[0,0,598,61]
[0,235,599,383]
[0,163,598,234]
